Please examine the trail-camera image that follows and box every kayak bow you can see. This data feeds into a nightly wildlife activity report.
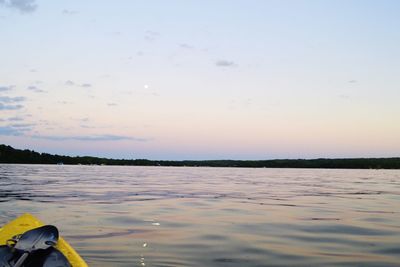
[0,213,88,267]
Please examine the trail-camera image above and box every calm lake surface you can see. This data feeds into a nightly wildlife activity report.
[0,165,400,266]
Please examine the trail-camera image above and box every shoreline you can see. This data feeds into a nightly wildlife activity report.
[1,144,400,169]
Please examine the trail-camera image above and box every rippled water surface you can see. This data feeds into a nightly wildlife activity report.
[1,165,400,266]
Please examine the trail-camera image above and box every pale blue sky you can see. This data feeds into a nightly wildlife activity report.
[1,0,400,159]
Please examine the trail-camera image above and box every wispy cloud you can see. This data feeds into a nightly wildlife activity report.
[0,123,32,136]
[0,85,14,92]
[179,43,194,49]
[0,103,23,110]
[9,123,34,129]
[0,126,24,135]
[0,96,25,103]
[62,9,78,15]
[65,80,75,86]
[27,85,46,93]
[216,60,236,67]
[32,134,149,142]
[8,116,24,121]
[144,30,159,41]
[65,80,92,88]
[0,95,25,110]
[0,0,37,13]
[338,94,350,99]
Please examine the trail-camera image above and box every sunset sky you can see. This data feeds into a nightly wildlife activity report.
[1,0,399,160]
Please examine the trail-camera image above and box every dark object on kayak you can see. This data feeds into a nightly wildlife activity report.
[0,245,14,267]
[0,245,71,267]
[21,247,71,267]
[42,248,71,267]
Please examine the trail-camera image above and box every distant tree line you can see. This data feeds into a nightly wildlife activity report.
[1,144,400,169]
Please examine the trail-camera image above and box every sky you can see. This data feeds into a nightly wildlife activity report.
[0,0,400,160]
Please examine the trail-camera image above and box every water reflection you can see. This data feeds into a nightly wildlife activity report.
[0,165,400,266]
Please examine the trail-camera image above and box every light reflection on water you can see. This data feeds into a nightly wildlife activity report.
[0,164,400,266]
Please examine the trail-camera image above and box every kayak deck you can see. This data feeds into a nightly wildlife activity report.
[0,213,88,267]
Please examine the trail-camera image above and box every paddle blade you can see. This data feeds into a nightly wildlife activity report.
[14,225,59,253]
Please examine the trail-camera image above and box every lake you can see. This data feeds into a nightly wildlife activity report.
[0,164,399,266]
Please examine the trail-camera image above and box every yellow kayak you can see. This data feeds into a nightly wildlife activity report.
[0,213,88,267]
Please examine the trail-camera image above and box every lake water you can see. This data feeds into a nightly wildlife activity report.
[0,165,400,266]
